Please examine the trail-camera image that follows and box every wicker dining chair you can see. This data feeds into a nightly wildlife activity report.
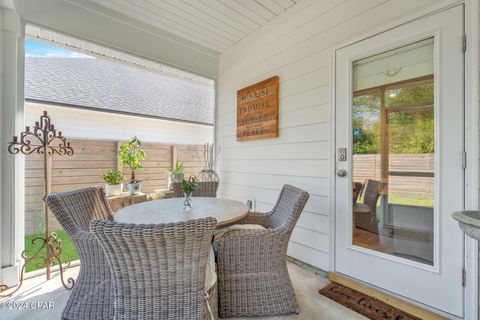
[172,181,219,197]
[215,184,309,318]
[352,181,364,205]
[90,217,218,320]
[354,179,386,234]
[45,186,114,320]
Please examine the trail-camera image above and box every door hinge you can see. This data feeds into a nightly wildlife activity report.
[462,268,466,287]
[462,34,467,52]
[462,151,467,169]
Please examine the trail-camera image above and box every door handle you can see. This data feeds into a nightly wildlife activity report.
[336,169,347,177]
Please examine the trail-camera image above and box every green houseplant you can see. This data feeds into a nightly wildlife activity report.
[168,158,185,189]
[118,136,146,195]
[101,169,124,196]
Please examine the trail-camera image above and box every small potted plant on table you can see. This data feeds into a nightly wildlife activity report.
[181,175,197,209]
[101,169,124,196]
[118,136,146,195]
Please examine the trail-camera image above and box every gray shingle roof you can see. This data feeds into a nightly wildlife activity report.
[25,57,214,124]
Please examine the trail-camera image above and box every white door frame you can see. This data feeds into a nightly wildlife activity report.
[330,0,478,319]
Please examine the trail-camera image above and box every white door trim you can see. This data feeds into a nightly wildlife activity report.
[329,1,478,319]
[462,0,478,319]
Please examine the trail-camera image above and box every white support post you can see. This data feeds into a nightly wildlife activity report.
[0,7,24,288]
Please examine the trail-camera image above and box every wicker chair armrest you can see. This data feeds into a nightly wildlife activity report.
[240,211,272,226]
[216,228,289,273]
[70,230,96,242]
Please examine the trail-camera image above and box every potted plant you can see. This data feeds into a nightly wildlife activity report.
[101,169,124,197]
[168,158,185,189]
[118,136,146,195]
[181,175,197,208]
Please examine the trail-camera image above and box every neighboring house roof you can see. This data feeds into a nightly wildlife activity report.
[25,57,214,125]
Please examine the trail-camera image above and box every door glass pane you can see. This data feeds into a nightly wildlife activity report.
[351,38,434,266]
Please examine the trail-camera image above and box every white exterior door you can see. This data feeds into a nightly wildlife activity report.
[335,5,464,317]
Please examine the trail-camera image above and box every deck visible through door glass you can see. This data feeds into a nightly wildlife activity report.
[351,38,434,266]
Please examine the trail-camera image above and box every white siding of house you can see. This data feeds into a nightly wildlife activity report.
[215,0,437,270]
[477,4,480,316]
[26,102,213,145]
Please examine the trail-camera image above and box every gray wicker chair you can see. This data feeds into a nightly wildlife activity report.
[90,217,218,320]
[172,181,219,197]
[45,186,114,320]
[354,179,386,234]
[215,184,309,318]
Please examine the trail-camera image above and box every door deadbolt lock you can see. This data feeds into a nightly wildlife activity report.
[337,148,347,161]
[336,169,347,177]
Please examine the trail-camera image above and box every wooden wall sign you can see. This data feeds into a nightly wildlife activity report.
[237,76,279,141]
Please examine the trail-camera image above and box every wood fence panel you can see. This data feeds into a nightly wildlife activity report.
[24,140,208,234]
[353,153,434,201]
[25,139,117,234]
[176,145,204,179]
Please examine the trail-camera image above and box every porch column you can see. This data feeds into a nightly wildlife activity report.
[0,6,24,287]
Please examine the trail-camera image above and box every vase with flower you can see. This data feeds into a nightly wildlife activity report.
[181,175,197,209]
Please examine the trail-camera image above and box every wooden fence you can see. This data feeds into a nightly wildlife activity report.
[353,153,434,201]
[25,139,204,234]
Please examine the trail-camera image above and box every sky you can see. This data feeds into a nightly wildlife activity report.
[25,39,93,58]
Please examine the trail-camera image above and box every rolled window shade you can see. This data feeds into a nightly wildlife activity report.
[353,37,434,92]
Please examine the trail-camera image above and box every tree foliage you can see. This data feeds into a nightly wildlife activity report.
[352,81,434,155]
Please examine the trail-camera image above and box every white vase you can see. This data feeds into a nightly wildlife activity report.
[127,181,142,195]
[105,183,123,197]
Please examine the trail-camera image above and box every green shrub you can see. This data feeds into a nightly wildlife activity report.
[101,169,124,185]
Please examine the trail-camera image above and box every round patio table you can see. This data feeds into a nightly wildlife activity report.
[114,197,250,228]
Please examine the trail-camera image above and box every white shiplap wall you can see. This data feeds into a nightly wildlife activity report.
[215,0,437,270]
[477,4,480,315]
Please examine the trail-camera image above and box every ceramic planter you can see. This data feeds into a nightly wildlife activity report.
[127,181,142,195]
[168,172,185,189]
[105,183,123,197]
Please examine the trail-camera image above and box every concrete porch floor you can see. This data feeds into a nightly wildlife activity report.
[0,261,366,320]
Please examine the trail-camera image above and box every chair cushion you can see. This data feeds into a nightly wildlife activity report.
[205,247,217,291]
[354,203,372,214]
[213,224,266,243]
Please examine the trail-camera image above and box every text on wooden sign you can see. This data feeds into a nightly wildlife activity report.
[237,76,279,141]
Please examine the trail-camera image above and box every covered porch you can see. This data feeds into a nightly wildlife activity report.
[0,261,369,320]
[0,0,479,319]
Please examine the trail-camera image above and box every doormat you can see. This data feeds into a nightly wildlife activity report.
[319,282,421,320]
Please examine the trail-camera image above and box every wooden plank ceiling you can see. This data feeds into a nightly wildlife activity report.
[84,0,301,53]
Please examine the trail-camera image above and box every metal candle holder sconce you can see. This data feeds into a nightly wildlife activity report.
[0,111,75,297]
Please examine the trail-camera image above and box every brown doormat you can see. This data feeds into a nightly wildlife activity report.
[319,282,421,320]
